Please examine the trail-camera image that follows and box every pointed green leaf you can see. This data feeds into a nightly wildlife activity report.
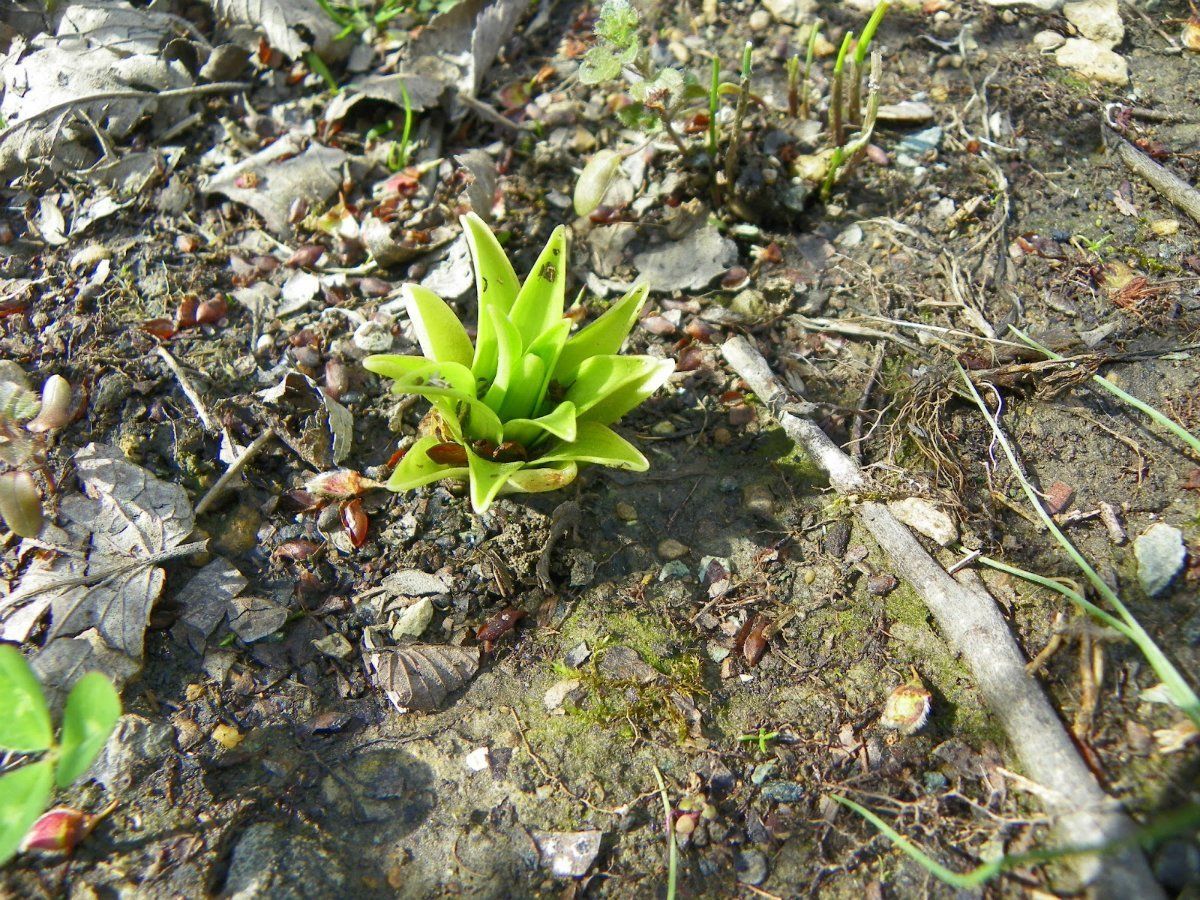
[503,462,580,494]
[565,355,675,425]
[403,284,475,367]
[554,283,649,384]
[0,760,53,866]
[503,401,578,448]
[463,213,520,384]
[55,673,121,788]
[536,421,649,471]
[362,354,437,382]
[508,226,568,349]
[481,305,523,414]
[387,436,468,492]
[466,450,525,514]
[499,354,546,422]
[525,318,573,413]
[0,645,52,753]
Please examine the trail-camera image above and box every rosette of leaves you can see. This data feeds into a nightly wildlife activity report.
[364,214,674,513]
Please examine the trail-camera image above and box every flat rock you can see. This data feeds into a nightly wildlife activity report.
[533,830,604,878]
[763,0,819,24]
[1064,0,1124,49]
[887,497,958,546]
[633,225,737,293]
[225,823,348,899]
[984,0,1061,10]
[1055,38,1128,84]
[1134,523,1186,597]
[876,101,936,125]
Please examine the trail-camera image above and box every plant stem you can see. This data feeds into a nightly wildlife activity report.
[656,108,690,156]
[652,766,678,900]
[801,21,820,120]
[830,31,853,149]
[722,41,753,193]
[787,54,800,119]
[708,56,720,159]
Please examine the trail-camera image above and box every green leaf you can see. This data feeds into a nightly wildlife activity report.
[525,319,572,414]
[574,150,622,217]
[0,760,53,866]
[554,283,649,384]
[536,421,648,471]
[403,284,474,367]
[363,354,470,387]
[55,673,120,788]
[503,400,578,448]
[481,305,523,415]
[498,354,546,423]
[466,450,525,514]
[595,0,639,46]
[0,645,52,753]
[508,226,568,350]
[579,48,624,85]
[387,436,469,492]
[503,462,579,494]
[566,355,675,425]
[462,213,520,385]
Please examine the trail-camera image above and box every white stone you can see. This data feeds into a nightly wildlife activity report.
[464,746,490,772]
[984,0,1061,10]
[764,0,819,25]
[391,597,434,638]
[1033,30,1067,51]
[888,497,959,546]
[1055,38,1128,84]
[1070,0,1123,48]
[1134,523,1186,597]
[1064,0,1124,49]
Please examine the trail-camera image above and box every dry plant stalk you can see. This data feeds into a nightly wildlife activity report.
[720,335,1162,899]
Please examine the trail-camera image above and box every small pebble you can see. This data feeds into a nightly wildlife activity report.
[728,405,756,427]
[615,501,638,522]
[867,573,898,595]
[749,9,771,30]
[1044,480,1075,515]
[712,426,733,446]
[1150,219,1180,237]
[735,849,769,886]
[658,539,690,561]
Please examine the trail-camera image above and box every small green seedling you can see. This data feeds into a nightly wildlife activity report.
[0,645,121,865]
[737,727,779,755]
[365,213,674,513]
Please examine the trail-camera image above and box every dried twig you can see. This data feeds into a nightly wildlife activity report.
[156,346,217,433]
[720,335,1162,898]
[194,428,277,516]
[1107,126,1200,225]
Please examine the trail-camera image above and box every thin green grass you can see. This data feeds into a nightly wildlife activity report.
[956,361,1200,727]
[652,765,678,900]
[1009,326,1200,459]
[834,794,1200,890]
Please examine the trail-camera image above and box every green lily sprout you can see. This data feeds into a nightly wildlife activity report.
[364,213,675,513]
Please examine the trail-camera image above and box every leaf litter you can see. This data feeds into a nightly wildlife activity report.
[1,444,204,676]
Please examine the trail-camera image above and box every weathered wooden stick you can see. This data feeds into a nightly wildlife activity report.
[721,335,1161,898]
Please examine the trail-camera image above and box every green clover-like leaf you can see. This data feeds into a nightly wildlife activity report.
[0,645,52,754]
[0,759,53,866]
[56,672,120,788]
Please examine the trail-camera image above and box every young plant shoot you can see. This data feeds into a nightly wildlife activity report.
[0,646,121,865]
[364,214,674,513]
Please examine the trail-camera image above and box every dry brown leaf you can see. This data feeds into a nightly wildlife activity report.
[366,644,480,712]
